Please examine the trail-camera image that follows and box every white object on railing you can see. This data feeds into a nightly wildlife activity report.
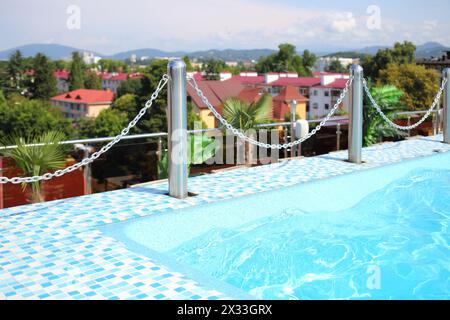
[0,75,169,185]
[294,119,309,139]
[364,77,448,131]
[187,75,353,149]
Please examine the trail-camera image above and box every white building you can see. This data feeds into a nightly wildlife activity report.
[308,73,351,119]
[315,57,357,72]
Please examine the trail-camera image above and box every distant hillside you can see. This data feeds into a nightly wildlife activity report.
[1,42,448,62]
[0,43,104,60]
[0,44,275,62]
[326,42,450,60]
[415,42,450,58]
[112,48,276,61]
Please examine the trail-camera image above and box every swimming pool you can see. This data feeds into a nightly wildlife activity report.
[100,152,450,300]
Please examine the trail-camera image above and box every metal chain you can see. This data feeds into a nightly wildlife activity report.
[0,74,169,185]
[188,76,353,149]
[363,77,447,131]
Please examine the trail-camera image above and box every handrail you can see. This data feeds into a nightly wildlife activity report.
[0,110,438,151]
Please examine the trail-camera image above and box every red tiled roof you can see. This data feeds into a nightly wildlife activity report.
[270,77,321,87]
[51,89,114,104]
[54,70,69,79]
[237,87,263,104]
[273,86,308,103]
[228,76,265,85]
[315,78,349,89]
[187,80,245,110]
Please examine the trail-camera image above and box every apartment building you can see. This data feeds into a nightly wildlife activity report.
[50,89,114,119]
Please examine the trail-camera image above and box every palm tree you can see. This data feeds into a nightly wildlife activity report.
[363,84,406,146]
[222,94,272,165]
[1,131,67,203]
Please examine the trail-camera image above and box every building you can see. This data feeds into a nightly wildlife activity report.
[308,74,351,119]
[186,70,350,126]
[187,80,245,128]
[50,89,114,119]
[100,72,142,93]
[315,57,357,72]
[272,86,308,121]
[54,70,70,93]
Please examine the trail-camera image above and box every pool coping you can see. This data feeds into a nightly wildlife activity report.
[1,135,450,300]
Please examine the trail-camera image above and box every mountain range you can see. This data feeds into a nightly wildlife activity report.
[0,42,448,61]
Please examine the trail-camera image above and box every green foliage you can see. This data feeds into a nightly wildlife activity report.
[187,102,206,130]
[157,134,219,179]
[326,59,346,73]
[378,63,440,110]
[117,78,142,97]
[202,59,226,80]
[78,108,128,138]
[222,94,272,131]
[98,59,127,72]
[362,41,416,80]
[363,83,405,146]
[255,44,316,76]
[183,56,194,72]
[69,52,85,90]
[6,50,25,89]
[0,98,74,138]
[0,131,67,202]
[136,59,168,133]
[84,72,102,90]
[29,53,57,100]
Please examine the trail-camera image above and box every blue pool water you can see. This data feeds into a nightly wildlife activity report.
[101,153,450,300]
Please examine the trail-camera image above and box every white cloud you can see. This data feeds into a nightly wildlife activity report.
[330,12,357,33]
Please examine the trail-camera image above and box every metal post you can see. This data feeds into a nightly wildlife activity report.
[443,68,450,144]
[167,59,188,199]
[290,100,297,157]
[336,123,341,151]
[348,64,363,164]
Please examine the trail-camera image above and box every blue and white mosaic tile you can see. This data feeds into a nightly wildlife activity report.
[1,135,449,300]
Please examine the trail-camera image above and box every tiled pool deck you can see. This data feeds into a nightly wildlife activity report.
[1,135,449,300]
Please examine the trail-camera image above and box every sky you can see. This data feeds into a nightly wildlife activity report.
[1,0,449,54]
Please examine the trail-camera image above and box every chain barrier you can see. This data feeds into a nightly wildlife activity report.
[363,77,448,131]
[0,74,169,185]
[188,76,353,149]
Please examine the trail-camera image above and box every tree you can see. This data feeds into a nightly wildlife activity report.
[222,94,272,165]
[112,93,139,118]
[363,83,405,146]
[84,72,102,89]
[183,56,194,72]
[116,78,142,97]
[326,59,346,73]
[78,108,128,138]
[378,63,440,110]
[98,59,126,72]
[0,98,74,138]
[203,59,226,80]
[255,44,316,76]
[136,59,168,133]
[7,50,25,90]
[68,52,85,90]
[0,131,67,203]
[29,53,57,100]
[362,41,416,80]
